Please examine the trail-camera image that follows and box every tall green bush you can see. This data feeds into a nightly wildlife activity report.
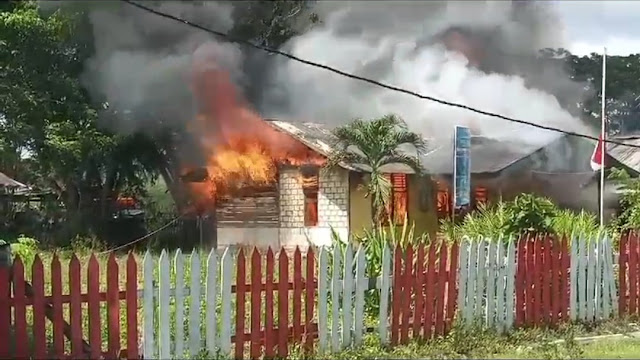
[445,194,601,241]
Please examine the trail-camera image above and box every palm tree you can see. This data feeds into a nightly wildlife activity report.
[327,114,427,226]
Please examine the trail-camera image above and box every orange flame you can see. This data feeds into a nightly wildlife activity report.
[184,46,325,212]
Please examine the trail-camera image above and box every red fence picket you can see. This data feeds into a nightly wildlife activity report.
[233,247,318,360]
[515,234,570,328]
[390,241,458,345]
[1,253,139,359]
[620,232,640,317]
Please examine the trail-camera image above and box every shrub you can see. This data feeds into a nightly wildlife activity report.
[446,194,601,241]
[10,235,39,266]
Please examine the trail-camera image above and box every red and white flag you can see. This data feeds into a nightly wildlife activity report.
[590,135,605,171]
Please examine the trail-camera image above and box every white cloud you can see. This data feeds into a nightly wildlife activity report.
[570,36,640,56]
[554,0,640,56]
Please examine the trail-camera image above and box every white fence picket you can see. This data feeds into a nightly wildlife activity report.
[219,248,233,355]
[354,246,366,346]
[158,250,171,359]
[504,238,516,331]
[474,239,487,321]
[586,237,596,321]
[318,247,329,353]
[379,245,391,345]
[206,249,218,354]
[174,250,185,357]
[342,244,354,349]
[495,240,506,332]
[142,252,155,359]
[578,236,588,321]
[457,238,470,325]
[570,235,578,321]
[606,237,618,317]
[331,245,342,352]
[189,252,202,356]
[601,237,611,319]
[465,240,478,325]
[485,241,497,328]
[595,236,603,319]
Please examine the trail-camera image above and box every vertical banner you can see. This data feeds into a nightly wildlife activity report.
[453,126,471,209]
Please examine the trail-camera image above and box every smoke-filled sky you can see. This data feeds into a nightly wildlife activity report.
[45,0,607,150]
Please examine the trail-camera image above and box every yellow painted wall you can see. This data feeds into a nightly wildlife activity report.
[348,173,439,239]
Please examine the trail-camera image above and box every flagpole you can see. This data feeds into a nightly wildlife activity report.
[599,47,607,227]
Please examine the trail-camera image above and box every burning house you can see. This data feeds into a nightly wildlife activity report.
[185,118,602,249]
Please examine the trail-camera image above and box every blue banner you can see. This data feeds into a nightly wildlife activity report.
[453,126,471,208]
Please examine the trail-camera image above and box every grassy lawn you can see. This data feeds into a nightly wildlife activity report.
[495,338,640,359]
[283,321,640,360]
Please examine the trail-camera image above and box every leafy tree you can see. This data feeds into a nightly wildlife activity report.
[327,114,426,226]
[608,167,640,232]
[0,2,162,241]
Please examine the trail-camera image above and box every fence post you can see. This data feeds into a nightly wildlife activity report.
[494,239,505,332]
[158,250,171,359]
[143,252,155,359]
[485,241,497,329]
[354,246,366,346]
[318,247,329,352]
[331,245,342,352]
[379,244,391,345]
[457,238,469,327]
[174,250,185,357]
[505,238,516,331]
[220,248,233,356]
[206,249,218,355]
[0,242,11,358]
[342,244,354,348]
[126,253,139,360]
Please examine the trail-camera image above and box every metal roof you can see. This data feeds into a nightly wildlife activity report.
[265,119,562,175]
[0,171,26,189]
[607,134,640,173]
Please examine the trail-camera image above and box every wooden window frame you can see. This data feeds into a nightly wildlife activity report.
[380,173,409,226]
[302,174,319,227]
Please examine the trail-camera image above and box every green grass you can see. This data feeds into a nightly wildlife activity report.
[280,322,640,360]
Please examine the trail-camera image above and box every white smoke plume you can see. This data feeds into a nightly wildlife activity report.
[260,0,592,149]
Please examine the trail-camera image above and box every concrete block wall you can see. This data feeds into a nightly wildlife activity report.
[279,168,350,249]
[318,169,349,228]
[279,169,305,228]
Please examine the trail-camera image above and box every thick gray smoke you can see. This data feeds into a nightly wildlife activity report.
[43,1,592,154]
[40,1,244,134]
[260,0,592,149]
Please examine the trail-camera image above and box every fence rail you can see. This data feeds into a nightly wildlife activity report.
[1,233,640,359]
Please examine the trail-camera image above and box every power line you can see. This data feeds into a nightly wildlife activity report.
[97,214,183,255]
[121,0,640,150]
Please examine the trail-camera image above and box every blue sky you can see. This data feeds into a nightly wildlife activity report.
[555,0,640,55]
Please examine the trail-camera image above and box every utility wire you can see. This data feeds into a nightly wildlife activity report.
[97,214,183,255]
[121,0,640,150]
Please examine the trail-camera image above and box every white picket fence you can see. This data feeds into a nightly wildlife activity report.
[139,234,622,357]
[140,244,393,358]
[570,235,618,322]
[457,237,516,333]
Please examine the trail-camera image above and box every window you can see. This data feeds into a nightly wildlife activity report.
[474,187,488,208]
[380,173,409,225]
[302,174,319,226]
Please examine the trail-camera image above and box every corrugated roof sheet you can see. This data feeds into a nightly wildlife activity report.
[0,171,26,189]
[420,135,563,175]
[266,119,561,175]
[607,134,640,172]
